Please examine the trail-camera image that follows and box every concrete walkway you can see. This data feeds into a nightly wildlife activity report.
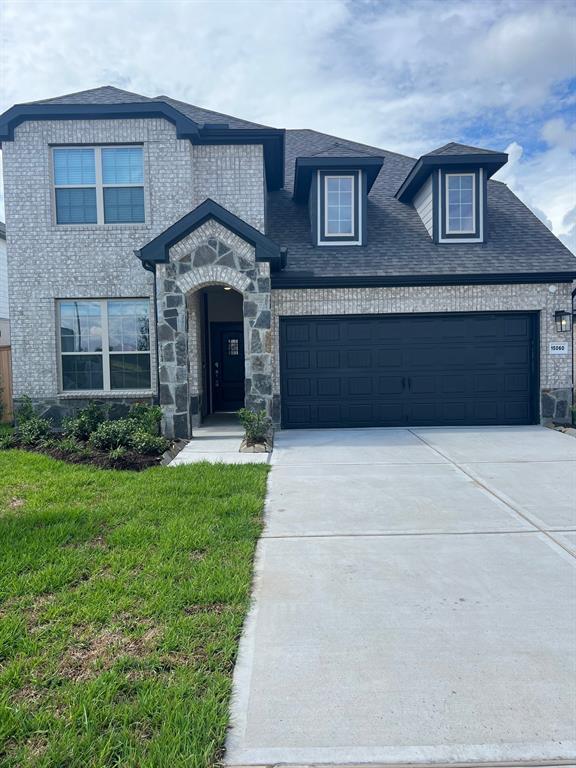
[225,426,576,767]
[169,415,269,465]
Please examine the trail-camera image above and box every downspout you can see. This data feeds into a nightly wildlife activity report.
[142,258,160,407]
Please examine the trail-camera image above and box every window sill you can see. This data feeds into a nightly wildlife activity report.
[50,223,152,232]
[58,391,156,399]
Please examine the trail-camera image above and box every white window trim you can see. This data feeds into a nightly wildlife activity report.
[438,169,484,243]
[52,146,145,226]
[58,298,152,393]
[323,174,355,237]
[445,172,476,235]
[317,171,362,246]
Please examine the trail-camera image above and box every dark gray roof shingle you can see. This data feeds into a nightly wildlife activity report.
[28,86,152,105]
[28,85,271,129]
[268,129,576,281]
[425,141,505,156]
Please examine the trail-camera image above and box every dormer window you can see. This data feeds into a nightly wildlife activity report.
[446,173,475,234]
[292,155,384,248]
[395,143,509,245]
[325,175,354,236]
[319,171,359,243]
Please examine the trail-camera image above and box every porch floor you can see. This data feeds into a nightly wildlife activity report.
[169,413,270,465]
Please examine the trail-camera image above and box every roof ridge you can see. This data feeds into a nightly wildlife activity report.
[26,85,151,105]
[152,94,273,129]
[288,128,416,162]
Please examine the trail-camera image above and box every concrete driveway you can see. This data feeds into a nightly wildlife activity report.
[225,426,576,767]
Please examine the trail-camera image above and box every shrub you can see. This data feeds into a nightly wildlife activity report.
[0,431,15,450]
[15,395,36,424]
[88,419,136,452]
[108,446,128,461]
[129,429,169,456]
[237,408,272,445]
[63,402,107,441]
[17,416,52,446]
[58,436,86,456]
[127,403,162,435]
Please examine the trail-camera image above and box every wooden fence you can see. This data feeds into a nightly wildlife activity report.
[0,346,13,422]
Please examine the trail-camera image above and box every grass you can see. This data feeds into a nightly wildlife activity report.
[0,449,269,767]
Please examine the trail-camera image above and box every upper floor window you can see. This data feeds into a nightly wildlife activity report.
[53,146,145,225]
[59,298,151,391]
[446,173,475,234]
[325,175,354,236]
[318,170,361,245]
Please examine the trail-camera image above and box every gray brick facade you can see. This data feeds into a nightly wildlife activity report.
[1,108,573,433]
[3,117,267,428]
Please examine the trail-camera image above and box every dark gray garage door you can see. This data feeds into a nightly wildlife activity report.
[280,312,538,428]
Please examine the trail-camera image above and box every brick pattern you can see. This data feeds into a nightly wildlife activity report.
[157,220,272,438]
[271,283,574,423]
[191,145,266,233]
[3,119,266,423]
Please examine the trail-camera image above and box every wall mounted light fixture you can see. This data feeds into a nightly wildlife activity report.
[554,310,571,333]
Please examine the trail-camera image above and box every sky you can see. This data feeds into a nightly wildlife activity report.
[0,0,575,252]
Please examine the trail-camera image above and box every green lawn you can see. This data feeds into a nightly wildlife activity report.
[0,450,268,767]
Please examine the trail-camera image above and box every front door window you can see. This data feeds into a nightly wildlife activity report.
[211,322,245,411]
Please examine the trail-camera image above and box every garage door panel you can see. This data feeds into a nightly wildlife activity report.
[280,313,537,428]
[285,350,310,370]
[317,378,341,396]
[316,350,340,368]
[378,376,404,395]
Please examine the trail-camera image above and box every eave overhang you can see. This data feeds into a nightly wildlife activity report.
[135,198,286,272]
[271,270,576,290]
[396,152,508,204]
[0,102,286,191]
[293,156,384,203]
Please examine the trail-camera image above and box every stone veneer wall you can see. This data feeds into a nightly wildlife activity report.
[271,282,575,424]
[156,219,272,438]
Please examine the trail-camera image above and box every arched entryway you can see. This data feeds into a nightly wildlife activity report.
[155,225,273,438]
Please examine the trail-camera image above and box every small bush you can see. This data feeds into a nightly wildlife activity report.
[237,408,272,445]
[108,446,128,461]
[58,436,86,456]
[17,416,52,446]
[88,419,136,452]
[15,395,36,424]
[63,402,107,441]
[0,431,15,450]
[127,403,162,435]
[129,429,169,456]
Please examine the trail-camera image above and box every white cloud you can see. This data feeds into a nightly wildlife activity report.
[0,0,574,251]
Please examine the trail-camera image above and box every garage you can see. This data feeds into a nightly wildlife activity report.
[279,312,539,428]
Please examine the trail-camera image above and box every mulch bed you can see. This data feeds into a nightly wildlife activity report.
[11,441,170,472]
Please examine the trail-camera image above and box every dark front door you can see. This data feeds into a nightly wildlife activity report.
[211,322,245,412]
[280,312,539,429]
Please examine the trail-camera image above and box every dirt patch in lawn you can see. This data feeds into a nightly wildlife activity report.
[59,625,161,682]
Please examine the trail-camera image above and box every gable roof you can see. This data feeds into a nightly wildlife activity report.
[268,128,576,287]
[425,142,505,157]
[26,85,270,129]
[28,85,152,106]
[136,198,284,271]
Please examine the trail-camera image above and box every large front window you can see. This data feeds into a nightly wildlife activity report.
[53,146,145,224]
[59,299,151,391]
[446,173,475,233]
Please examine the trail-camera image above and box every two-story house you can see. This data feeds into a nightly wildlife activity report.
[1,86,574,437]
